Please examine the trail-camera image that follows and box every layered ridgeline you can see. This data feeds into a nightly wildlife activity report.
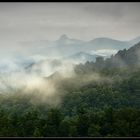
[20,34,140,58]
[0,41,140,137]
[17,35,140,76]
[1,35,140,74]
[74,41,140,72]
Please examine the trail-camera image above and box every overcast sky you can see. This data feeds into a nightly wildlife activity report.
[0,2,140,56]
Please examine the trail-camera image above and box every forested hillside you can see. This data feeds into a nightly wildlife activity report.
[0,43,140,137]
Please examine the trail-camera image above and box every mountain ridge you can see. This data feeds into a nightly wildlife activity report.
[20,35,140,58]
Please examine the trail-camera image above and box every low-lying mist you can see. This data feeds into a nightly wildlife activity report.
[2,41,139,107]
[0,56,111,107]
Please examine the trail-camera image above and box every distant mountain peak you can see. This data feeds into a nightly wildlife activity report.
[59,34,68,40]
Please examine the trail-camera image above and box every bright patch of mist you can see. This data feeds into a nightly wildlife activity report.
[90,49,118,57]
[0,56,80,106]
[0,50,114,106]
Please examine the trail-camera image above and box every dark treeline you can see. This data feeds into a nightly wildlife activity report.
[0,106,139,137]
[0,42,140,137]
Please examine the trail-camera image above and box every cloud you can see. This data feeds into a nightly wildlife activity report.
[0,57,78,106]
[91,49,118,57]
[0,3,140,106]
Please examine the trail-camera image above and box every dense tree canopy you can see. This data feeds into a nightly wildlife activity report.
[0,42,140,137]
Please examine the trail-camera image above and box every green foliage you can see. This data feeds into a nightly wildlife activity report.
[0,43,140,137]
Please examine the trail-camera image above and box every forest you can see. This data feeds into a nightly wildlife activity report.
[0,42,140,137]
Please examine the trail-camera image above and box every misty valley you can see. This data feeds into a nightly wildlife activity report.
[0,35,140,137]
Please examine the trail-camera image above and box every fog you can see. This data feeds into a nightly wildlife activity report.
[0,54,111,106]
[0,2,140,106]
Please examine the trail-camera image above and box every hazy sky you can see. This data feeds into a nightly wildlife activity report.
[0,2,140,53]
